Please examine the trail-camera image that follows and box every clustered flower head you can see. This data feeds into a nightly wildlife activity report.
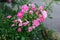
[7,4,48,33]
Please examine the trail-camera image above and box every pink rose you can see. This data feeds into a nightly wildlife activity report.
[17,12,24,18]
[29,4,36,11]
[17,19,22,23]
[7,15,12,19]
[29,4,35,7]
[17,19,23,26]
[32,7,36,11]
[17,28,21,32]
[32,26,36,29]
[39,15,45,22]
[11,24,15,27]
[19,22,23,26]
[23,21,29,26]
[21,4,29,12]
[28,27,32,32]
[13,20,18,23]
[29,10,33,14]
[39,6,44,11]
[41,11,47,18]
[36,11,39,15]
[32,19,40,27]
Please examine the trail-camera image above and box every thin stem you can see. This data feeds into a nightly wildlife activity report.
[45,0,54,10]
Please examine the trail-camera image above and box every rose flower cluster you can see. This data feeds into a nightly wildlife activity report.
[6,4,47,33]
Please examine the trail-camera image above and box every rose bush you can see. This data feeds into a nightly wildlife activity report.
[0,0,58,40]
[8,4,47,33]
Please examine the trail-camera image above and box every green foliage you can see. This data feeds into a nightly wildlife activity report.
[0,23,57,40]
[54,0,60,1]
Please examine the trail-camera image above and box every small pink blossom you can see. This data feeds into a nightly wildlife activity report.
[13,20,18,23]
[7,15,12,19]
[32,19,40,27]
[29,4,36,11]
[36,11,39,15]
[17,19,23,26]
[29,4,35,8]
[39,6,44,11]
[11,24,15,27]
[32,26,36,29]
[28,27,32,32]
[21,4,29,12]
[23,21,29,26]
[39,15,45,22]
[17,19,22,23]
[41,11,47,18]
[29,10,33,14]
[17,28,21,32]
[17,12,24,18]
[32,7,36,11]
[19,22,23,26]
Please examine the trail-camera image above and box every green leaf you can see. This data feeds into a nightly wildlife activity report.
[35,3,39,8]
[21,36,25,40]
[48,14,53,19]
[55,0,60,1]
